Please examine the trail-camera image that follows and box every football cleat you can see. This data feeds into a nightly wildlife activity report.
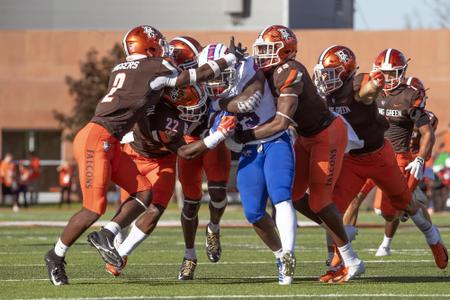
[277,251,296,285]
[44,249,68,286]
[430,241,448,269]
[319,264,344,283]
[178,258,197,280]
[205,225,222,263]
[87,229,123,268]
[375,245,391,257]
[328,259,365,283]
[106,257,128,277]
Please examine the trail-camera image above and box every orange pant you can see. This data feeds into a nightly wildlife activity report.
[177,140,231,200]
[120,144,176,209]
[292,117,347,213]
[371,151,416,216]
[73,122,152,215]
[333,140,411,216]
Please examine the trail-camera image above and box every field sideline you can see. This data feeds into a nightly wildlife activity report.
[0,204,449,299]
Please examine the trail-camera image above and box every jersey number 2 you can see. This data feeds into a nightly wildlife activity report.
[101,73,126,103]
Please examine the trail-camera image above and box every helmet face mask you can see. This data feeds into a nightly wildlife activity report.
[313,64,346,95]
[376,67,406,91]
[253,40,284,69]
[203,67,236,99]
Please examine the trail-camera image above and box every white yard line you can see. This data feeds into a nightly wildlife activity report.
[0,259,437,267]
[10,294,450,300]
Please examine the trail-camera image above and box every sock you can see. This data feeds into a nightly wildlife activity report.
[338,243,360,267]
[185,247,197,260]
[273,248,283,259]
[411,209,440,245]
[117,224,148,257]
[325,231,333,249]
[207,222,220,234]
[54,238,69,258]
[380,234,393,248]
[345,225,358,241]
[274,200,297,253]
[104,221,121,236]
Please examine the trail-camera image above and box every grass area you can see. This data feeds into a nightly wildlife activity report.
[0,205,450,299]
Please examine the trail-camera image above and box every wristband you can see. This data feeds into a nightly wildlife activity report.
[223,53,237,67]
[167,76,177,87]
[188,69,197,85]
[203,131,225,149]
[207,60,221,78]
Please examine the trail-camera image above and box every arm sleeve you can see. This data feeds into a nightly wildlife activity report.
[409,107,430,128]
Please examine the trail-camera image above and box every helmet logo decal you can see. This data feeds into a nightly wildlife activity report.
[277,28,294,41]
[142,26,157,39]
[335,49,350,63]
[168,87,182,102]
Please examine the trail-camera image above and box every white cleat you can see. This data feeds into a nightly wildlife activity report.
[375,245,391,257]
[277,251,296,285]
[346,259,366,280]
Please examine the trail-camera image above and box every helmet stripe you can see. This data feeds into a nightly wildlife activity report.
[122,27,134,56]
[319,45,339,62]
[384,48,392,65]
[174,37,200,56]
[259,25,272,38]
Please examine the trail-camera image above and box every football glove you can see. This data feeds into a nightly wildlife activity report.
[229,36,247,62]
[405,156,425,180]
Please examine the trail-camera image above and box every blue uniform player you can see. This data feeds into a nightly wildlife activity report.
[198,43,297,285]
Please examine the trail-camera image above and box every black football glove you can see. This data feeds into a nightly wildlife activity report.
[229,36,247,62]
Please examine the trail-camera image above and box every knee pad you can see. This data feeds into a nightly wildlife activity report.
[182,199,201,221]
[208,182,227,204]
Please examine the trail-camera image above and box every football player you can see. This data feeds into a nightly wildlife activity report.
[234,25,364,283]
[167,37,233,280]
[341,50,447,268]
[198,42,298,285]
[312,45,447,283]
[44,25,240,286]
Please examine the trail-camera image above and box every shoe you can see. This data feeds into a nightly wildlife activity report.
[319,264,344,283]
[277,251,296,285]
[328,260,365,283]
[87,229,123,268]
[12,205,19,212]
[430,241,448,269]
[106,257,128,277]
[375,245,391,257]
[44,249,68,286]
[205,224,221,263]
[178,257,197,280]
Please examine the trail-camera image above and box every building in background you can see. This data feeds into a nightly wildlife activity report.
[0,0,353,30]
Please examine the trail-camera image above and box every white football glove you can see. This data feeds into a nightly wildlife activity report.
[405,156,425,180]
[236,91,262,113]
[149,75,177,90]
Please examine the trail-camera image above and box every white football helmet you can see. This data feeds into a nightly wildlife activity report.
[197,43,236,99]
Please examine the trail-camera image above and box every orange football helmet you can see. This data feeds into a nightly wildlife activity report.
[162,84,208,122]
[372,48,409,91]
[253,25,297,70]
[122,25,168,58]
[405,76,428,106]
[314,45,357,95]
[169,36,203,70]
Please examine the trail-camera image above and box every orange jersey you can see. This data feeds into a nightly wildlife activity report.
[58,167,72,187]
[0,161,16,187]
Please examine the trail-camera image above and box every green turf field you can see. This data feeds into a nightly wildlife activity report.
[0,204,449,299]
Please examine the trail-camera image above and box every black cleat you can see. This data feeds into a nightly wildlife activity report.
[178,257,197,280]
[44,249,68,286]
[205,225,221,263]
[87,229,123,268]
